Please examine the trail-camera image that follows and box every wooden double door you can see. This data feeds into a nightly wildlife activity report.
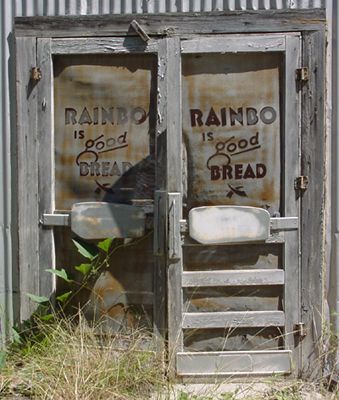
[17,32,301,377]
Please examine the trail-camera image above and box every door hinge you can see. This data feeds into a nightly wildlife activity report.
[294,176,309,191]
[31,67,42,81]
[296,67,309,82]
[294,322,307,338]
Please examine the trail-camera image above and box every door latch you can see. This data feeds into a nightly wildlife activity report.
[168,193,181,260]
[294,176,309,191]
[130,20,150,42]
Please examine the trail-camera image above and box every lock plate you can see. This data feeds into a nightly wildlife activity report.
[294,176,309,191]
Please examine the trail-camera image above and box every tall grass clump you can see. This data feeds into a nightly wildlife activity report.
[1,314,165,400]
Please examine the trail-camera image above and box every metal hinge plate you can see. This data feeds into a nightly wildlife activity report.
[296,67,309,82]
[294,322,307,338]
[294,176,309,191]
[31,67,42,81]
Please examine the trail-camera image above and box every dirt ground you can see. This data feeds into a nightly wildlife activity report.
[162,381,339,399]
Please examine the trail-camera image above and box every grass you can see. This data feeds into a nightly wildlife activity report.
[0,313,165,399]
[0,313,338,399]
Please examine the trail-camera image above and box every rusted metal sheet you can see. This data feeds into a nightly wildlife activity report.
[54,54,156,210]
[182,53,281,215]
[189,206,270,244]
[71,202,145,239]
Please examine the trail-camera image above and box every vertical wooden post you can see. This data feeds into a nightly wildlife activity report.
[37,38,55,300]
[165,36,183,375]
[284,34,301,376]
[153,38,168,350]
[300,29,326,379]
[16,37,39,320]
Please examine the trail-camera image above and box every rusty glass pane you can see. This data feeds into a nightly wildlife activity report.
[184,286,283,312]
[183,244,282,271]
[54,54,157,210]
[53,55,157,331]
[182,53,282,216]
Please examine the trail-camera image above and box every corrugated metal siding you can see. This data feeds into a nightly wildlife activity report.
[13,0,325,16]
[0,0,17,345]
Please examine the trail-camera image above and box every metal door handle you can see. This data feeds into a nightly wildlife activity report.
[168,193,181,260]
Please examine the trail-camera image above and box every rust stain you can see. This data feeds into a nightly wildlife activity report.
[76,215,100,227]
[87,271,135,328]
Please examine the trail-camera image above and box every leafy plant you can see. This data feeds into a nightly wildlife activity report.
[26,237,118,322]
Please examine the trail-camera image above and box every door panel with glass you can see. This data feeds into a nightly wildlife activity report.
[38,38,162,334]
[167,34,301,377]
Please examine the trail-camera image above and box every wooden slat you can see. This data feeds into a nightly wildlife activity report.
[182,269,284,287]
[42,213,70,226]
[181,35,285,54]
[51,37,158,54]
[16,37,40,320]
[14,10,326,37]
[177,350,291,375]
[153,37,168,347]
[166,37,184,371]
[300,30,326,379]
[181,217,298,233]
[37,38,55,300]
[270,217,298,231]
[283,35,301,376]
[182,234,285,246]
[183,311,285,329]
[153,191,167,347]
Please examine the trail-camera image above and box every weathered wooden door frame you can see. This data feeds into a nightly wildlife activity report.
[16,35,170,342]
[15,9,326,378]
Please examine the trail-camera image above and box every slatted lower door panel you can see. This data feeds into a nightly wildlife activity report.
[178,270,289,374]
[179,244,289,376]
[177,350,292,376]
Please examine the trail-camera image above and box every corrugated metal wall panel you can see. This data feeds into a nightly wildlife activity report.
[13,0,325,16]
[0,0,17,345]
